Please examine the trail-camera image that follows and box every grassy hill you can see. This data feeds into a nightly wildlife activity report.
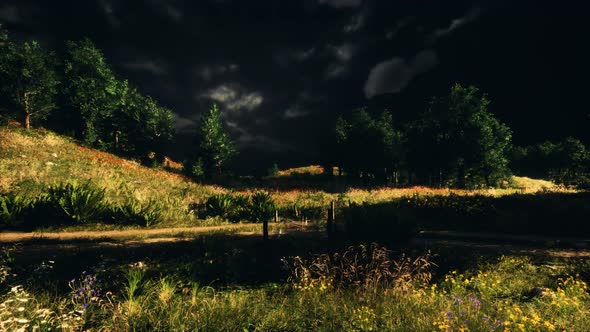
[0,126,225,228]
[0,126,568,230]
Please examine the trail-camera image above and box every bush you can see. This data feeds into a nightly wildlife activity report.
[0,194,34,227]
[45,181,106,224]
[108,199,163,227]
[196,191,276,223]
[250,191,276,222]
[203,193,236,221]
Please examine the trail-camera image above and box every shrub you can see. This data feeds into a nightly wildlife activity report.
[204,193,236,221]
[0,194,34,227]
[45,181,106,224]
[109,199,163,227]
[250,191,276,222]
[183,157,205,180]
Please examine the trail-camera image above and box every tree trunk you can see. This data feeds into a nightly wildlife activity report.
[114,129,119,151]
[23,92,31,129]
[24,113,31,130]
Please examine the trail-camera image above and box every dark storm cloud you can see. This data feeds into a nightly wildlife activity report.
[6,0,586,165]
[432,7,482,40]
[343,9,368,33]
[0,5,20,24]
[174,114,197,130]
[148,0,183,22]
[199,84,264,112]
[364,50,438,98]
[98,0,120,28]
[196,64,239,81]
[318,0,362,9]
[123,60,168,76]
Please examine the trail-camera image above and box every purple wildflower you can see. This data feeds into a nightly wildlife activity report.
[468,296,481,307]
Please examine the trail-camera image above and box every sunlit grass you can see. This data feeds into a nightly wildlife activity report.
[1,251,588,331]
[0,127,575,230]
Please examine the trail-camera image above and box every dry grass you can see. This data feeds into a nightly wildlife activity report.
[0,127,572,228]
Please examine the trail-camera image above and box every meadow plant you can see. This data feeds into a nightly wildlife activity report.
[69,271,103,312]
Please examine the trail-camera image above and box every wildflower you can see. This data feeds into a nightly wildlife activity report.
[468,296,481,308]
[446,312,453,319]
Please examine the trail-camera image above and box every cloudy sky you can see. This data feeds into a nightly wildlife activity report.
[1,0,588,169]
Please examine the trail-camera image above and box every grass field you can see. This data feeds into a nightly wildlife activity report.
[1,238,589,331]
[1,126,590,331]
[0,126,572,231]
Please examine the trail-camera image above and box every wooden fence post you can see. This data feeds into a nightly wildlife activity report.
[263,219,269,241]
[327,201,335,238]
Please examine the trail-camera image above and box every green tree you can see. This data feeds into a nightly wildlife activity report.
[110,81,174,161]
[186,104,236,178]
[332,109,404,183]
[63,38,119,144]
[0,35,59,129]
[409,84,512,188]
[267,162,280,177]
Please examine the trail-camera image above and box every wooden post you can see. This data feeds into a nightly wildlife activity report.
[274,210,279,223]
[327,201,335,238]
[263,219,269,241]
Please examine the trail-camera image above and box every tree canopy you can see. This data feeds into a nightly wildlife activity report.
[185,104,236,179]
[329,84,513,188]
[62,38,119,144]
[0,35,59,129]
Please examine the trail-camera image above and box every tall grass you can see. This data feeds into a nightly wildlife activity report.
[1,247,589,331]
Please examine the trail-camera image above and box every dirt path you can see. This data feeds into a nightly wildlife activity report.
[0,223,274,243]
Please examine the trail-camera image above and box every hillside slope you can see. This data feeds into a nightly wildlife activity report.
[0,127,565,229]
[0,127,224,226]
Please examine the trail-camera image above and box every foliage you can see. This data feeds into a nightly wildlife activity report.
[408,83,513,188]
[111,81,175,161]
[184,157,205,180]
[44,181,107,224]
[0,36,59,129]
[267,162,280,177]
[285,244,434,293]
[332,108,404,183]
[338,192,590,237]
[512,137,590,188]
[250,191,276,222]
[62,38,120,144]
[196,191,275,223]
[203,193,239,221]
[4,250,589,331]
[188,104,236,178]
[0,194,35,227]
[109,199,164,227]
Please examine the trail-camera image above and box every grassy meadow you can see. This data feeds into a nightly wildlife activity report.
[1,240,590,331]
[2,126,590,331]
[0,126,573,231]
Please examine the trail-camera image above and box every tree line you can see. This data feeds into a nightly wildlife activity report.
[0,26,174,164]
[2,25,588,188]
[322,84,590,188]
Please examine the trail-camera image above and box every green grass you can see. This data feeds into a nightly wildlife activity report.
[0,126,573,231]
[1,245,589,331]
